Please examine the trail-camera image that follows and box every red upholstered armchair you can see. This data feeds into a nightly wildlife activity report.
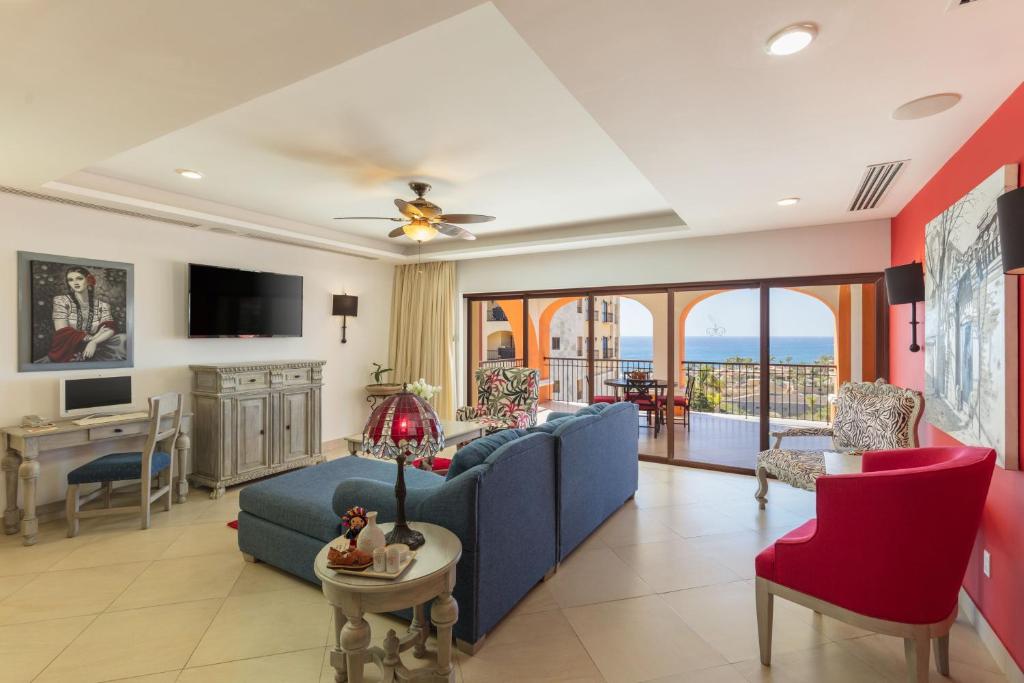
[755,447,995,683]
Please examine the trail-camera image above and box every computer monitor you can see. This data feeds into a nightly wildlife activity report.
[59,374,134,418]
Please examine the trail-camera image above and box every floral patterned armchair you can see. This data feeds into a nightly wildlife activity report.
[755,379,923,508]
[457,366,540,434]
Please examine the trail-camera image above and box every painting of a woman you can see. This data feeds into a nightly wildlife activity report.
[47,266,127,362]
[18,252,133,372]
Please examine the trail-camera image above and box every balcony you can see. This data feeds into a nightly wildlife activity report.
[539,357,837,470]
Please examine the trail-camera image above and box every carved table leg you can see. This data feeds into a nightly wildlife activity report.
[210,485,225,500]
[175,434,191,504]
[330,606,348,683]
[410,603,428,659]
[431,570,459,682]
[19,459,40,546]
[340,604,371,683]
[2,449,21,535]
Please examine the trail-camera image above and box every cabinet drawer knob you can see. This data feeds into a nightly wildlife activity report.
[259,429,265,435]
[293,374,301,379]
[113,428,123,433]
[248,378,257,383]
[286,425,291,430]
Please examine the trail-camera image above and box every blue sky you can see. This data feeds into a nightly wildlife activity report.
[617,290,835,337]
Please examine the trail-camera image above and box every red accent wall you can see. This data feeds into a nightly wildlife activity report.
[890,82,1024,670]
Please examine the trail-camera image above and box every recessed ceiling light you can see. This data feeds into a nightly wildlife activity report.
[765,23,818,56]
[892,93,962,120]
[777,197,800,206]
[175,168,203,180]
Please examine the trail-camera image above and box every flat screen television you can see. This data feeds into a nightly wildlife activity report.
[188,263,303,338]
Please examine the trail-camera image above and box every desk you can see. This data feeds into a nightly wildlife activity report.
[1,413,192,546]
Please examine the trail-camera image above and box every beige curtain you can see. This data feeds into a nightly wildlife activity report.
[388,261,457,420]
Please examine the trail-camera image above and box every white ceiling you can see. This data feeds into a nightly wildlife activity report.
[4,0,1024,261]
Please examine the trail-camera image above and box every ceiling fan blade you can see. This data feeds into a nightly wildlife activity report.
[438,213,495,224]
[332,216,404,221]
[436,223,477,240]
[388,225,408,238]
[395,198,424,219]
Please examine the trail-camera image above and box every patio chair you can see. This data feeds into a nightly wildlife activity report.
[626,377,664,437]
[754,378,923,508]
[457,366,540,434]
[658,372,694,431]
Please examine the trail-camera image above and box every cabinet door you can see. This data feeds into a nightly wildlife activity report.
[281,389,310,462]
[235,393,271,474]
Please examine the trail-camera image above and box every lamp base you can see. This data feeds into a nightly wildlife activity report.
[386,523,425,550]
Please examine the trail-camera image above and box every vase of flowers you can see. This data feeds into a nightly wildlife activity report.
[407,378,442,401]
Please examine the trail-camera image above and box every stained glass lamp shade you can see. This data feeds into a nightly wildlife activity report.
[362,389,445,549]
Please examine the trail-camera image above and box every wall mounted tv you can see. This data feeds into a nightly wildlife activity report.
[188,263,303,338]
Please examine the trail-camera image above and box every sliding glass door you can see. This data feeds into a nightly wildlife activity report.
[465,273,886,474]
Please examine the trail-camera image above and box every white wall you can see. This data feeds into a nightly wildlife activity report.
[0,192,393,509]
[456,219,891,403]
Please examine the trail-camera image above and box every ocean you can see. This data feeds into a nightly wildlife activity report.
[619,336,834,363]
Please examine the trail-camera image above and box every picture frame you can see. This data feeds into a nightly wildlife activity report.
[923,165,1019,469]
[17,251,134,372]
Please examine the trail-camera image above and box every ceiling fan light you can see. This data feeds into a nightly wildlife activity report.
[403,219,438,242]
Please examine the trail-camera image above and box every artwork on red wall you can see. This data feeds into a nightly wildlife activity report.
[923,164,1019,469]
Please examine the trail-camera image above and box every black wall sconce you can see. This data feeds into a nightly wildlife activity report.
[885,262,925,353]
[997,185,1024,274]
[332,294,358,344]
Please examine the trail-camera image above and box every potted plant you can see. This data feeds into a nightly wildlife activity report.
[366,362,402,399]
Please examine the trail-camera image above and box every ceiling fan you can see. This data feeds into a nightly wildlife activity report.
[333,182,494,242]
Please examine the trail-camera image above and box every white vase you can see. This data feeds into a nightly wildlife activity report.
[356,511,386,553]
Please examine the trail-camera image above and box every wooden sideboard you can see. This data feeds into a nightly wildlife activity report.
[189,360,325,498]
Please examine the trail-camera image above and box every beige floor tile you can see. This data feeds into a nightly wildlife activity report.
[104,672,181,683]
[546,547,653,608]
[110,551,246,611]
[835,633,1008,682]
[612,540,742,593]
[0,526,99,576]
[712,503,812,535]
[35,599,222,683]
[645,664,749,682]
[48,526,186,571]
[0,615,94,683]
[179,646,325,683]
[192,497,242,525]
[507,580,560,616]
[0,561,148,625]
[645,504,753,539]
[188,587,330,667]
[685,530,779,581]
[595,506,682,547]
[660,581,827,663]
[458,609,603,682]
[733,642,898,682]
[773,598,873,641]
[160,521,240,559]
[230,559,322,598]
[565,594,727,683]
[0,572,36,601]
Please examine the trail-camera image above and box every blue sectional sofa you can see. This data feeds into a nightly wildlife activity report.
[236,400,638,651]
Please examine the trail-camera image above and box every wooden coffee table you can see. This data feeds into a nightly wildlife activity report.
[344,420,484,456]
[315,522,462,683]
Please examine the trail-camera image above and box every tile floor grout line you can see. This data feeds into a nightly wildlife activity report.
[29,611,104,683]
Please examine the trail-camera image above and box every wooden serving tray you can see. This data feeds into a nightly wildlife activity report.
[329,550,417,580]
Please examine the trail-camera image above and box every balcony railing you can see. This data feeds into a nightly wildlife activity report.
[682,361,835,423]
[540,357,835,423]
[479,358,524,370]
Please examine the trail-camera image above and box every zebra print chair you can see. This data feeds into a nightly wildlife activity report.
[755,379,923,508]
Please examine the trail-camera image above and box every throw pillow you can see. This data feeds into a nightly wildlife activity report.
[446,428,528,480]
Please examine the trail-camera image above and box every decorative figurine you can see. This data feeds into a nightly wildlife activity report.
[340,506,368,548]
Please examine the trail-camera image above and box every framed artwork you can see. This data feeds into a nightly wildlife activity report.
[923,165,1019,469]
[17,252,134,372]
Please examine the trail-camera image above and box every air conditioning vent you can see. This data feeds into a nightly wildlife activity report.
[0,185,202,228]
[848,160,907,211]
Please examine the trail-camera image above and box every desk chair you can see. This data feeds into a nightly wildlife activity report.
[66,393,183,537]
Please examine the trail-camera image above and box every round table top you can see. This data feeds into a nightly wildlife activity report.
[604,377,674,388]
[314,522,462,594]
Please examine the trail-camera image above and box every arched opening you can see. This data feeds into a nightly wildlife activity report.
[486,331,515,361]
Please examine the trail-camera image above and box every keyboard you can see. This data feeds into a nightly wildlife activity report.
[72,411,150,426]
